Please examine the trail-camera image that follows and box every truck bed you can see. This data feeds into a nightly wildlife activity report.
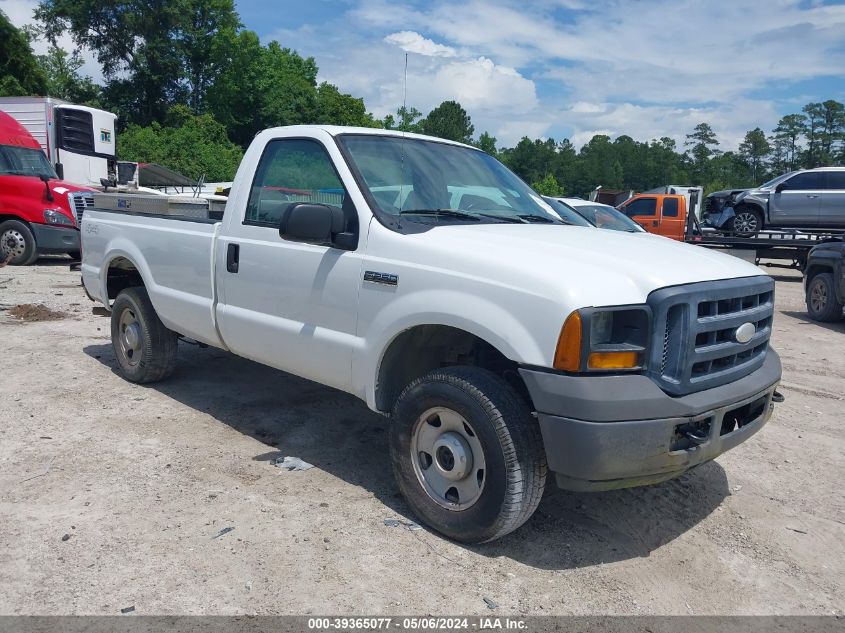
[80,205,225,348]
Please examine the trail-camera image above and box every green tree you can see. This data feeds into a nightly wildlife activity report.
[208,33,320,146]
[315,82,378,127]
[531,173,564,196]
[0,10,48,96]
[119,105,243,181]
[35,0,240,125]
[771,114,806,172]
[685,122,720,184]
[738,127,771,184]
[36,45,101,104]
[381,106,424,132]
[802,102,824,167]
[475,131,497,156]
[422,100,474,143]
[819,99,845,165]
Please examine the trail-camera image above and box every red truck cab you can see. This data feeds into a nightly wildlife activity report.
[0,111,95,265]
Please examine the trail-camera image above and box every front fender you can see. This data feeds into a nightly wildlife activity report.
[355,288,552,409]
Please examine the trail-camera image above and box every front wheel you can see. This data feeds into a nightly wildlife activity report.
[806,272,844,322]
[111,287,178,383]
[390,367,547,543]
[730,207,763,236]
[0,220,38,266]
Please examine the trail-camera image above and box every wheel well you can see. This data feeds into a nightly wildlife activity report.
[375,325,533,414]
[0,214,30,227]
[735,202,764,222]
[106,256,145,300]
[805,264,832,285]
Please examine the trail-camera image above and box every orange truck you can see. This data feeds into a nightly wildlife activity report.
[617,193,691,241]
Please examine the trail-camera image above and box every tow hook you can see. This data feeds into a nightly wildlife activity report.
[772,391,785,403]
[683,428,709,446]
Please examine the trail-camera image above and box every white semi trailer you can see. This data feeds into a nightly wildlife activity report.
[0,96,117,188]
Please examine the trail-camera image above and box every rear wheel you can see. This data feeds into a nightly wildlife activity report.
[0,220,38,266]
[730,207,763,236]
[111,287,178,383]
[806,272,844,322]
[390,366,547,543]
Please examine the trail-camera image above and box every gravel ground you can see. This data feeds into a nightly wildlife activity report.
[0,257,842,616]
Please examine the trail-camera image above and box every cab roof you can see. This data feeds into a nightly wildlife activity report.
[0,111,41,150]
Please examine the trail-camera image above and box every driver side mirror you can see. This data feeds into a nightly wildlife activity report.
[775,182,786,193]
[279,202,355,250]
[54,162,64,180]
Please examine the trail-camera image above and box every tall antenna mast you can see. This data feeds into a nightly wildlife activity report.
[402,53,408,132]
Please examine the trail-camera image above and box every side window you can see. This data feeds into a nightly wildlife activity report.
[780,172,822,191]
[823,171,845,190]
[245,139,346,226]
[623,197,657,217]
[662,197,679,217]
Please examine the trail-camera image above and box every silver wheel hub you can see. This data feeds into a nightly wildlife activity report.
[411,407,486,510]
[1,229,26,259]
[811,281,827,312]
[433,432,473,481]
[734,212,757,233]
[117,309,143,367]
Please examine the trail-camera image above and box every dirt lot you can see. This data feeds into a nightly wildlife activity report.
[0,258,842,616]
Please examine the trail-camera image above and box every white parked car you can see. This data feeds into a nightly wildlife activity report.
[81,126,781,543]
[552,197,646,232]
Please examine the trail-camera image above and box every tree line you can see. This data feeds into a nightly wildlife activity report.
[1,3,843,191]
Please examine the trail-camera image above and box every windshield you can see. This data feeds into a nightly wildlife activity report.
[759,172,794,189]
[0,145,57,179]
[541,197,593,227]
[337,134,564,225]
[570,203,644,232]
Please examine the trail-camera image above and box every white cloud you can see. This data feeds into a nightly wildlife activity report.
[384,31,456,57]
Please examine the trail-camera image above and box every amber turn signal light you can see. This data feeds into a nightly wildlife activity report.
[587,351,640,370]
[553,311,582,371]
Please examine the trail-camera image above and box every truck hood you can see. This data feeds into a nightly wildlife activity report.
[393,223,766,308]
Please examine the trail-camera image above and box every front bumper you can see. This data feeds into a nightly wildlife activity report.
[519,350,781,491]
[31,223,80,254]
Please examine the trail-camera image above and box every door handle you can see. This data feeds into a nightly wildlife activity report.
[652,220,658,227]
[226,243,239,273]
[806,194,820,199]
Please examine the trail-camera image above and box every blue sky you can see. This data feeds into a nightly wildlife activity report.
[7,0,845,149]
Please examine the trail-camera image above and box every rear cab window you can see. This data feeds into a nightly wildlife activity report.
[662,197,679,218]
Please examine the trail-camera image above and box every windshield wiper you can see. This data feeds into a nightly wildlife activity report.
[398,208,480,221]
[516,214,561,224]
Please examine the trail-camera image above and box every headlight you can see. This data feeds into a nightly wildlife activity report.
[553,306,651,372]
[43,209,74,226]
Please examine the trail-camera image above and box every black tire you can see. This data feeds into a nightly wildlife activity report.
[111,287,178,383]
[806,272,844,322]
[390,366,547,543]
[0,219,38,266]
[729,207,763,236]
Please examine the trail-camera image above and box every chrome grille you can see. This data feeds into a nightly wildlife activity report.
[69,192,94,225]
[647,277,774,396]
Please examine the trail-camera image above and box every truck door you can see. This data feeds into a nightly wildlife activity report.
[770,171,822,226]
[658,196,685,240]
[819,171,845,228]
[620,196,659,233]
[214,137,364,393]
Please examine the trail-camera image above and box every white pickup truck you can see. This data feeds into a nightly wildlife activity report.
[81,125,781,543]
